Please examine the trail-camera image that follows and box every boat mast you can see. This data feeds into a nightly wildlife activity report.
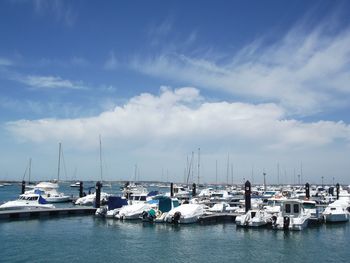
[99,135,103,182]
[57,142,61,182]
[197,148,200,185]
[29,158,32,184]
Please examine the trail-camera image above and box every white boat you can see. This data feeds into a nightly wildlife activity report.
[140,196,180,223]
[95,196,128,217]
[25,182,70,203]
[116,202,152,220]
[70,182,81,188]
[323,200,350,223]
[207,202,238,213]
[272,199,311,231]
[0,194,55,210]
[165,204,204,224]
[75,192,109,206]
[235,209,268,227]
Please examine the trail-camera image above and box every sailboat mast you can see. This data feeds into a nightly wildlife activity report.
[99,135,103,182]
[197,148,200,185]
[57,142,61,182]
[29,158,32,183]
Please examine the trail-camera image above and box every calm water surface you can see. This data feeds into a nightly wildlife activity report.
[1,184,349,263]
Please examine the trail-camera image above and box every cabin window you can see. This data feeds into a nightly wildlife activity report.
[140,196,146,201]
[293,204,299,213]
[330,207,336,211]
[285,204,291,213]
[251,212,256,218]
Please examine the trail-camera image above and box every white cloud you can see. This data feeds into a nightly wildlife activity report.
[18,75,85,90]
[131,23,350,115]
[5,87,350,150]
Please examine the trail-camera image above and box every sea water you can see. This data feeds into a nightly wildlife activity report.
[1,184,349,263]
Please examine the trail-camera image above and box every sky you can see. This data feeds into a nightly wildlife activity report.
[1,0,350,184]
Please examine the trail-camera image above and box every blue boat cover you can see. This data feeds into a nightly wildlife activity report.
[147,191,159,197]
[154,196,172,213]
[107,196,128,210]
[38,196,48,204]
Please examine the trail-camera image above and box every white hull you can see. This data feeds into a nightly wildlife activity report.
[324,213,349,222]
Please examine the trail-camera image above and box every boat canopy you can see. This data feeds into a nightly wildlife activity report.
[107,196,128,210]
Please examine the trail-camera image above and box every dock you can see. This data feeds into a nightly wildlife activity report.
[0,207,97,221]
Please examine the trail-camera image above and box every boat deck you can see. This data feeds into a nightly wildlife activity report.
[0,207,96,221]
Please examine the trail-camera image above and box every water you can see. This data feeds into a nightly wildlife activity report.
[1,184,350,262]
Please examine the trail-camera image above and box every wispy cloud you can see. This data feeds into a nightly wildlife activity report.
[132,21,350,116]
[104,51,118,70]
[32,0,76,26]
[5,87,350,150]
[18,75,86,90]
[0,57,14,66]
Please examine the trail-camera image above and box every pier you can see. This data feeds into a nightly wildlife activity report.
[0,207,96,221]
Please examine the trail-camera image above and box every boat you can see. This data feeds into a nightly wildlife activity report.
[25,182,70,203]
[140,196,180,223]
[75,192,110,206]
[271,199,311,230]
[165,204,205,224]
[70,182,81,188]
[95,196,128,217]
[207,202,238,213]
[0,194,55,210]
[323,200,350,223]
[116,202,152,220]
[235,209,268,227]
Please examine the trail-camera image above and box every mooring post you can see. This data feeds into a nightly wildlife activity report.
[305,182,310,199]
[95,181,101,208]
[79,181,83,198]
[170,182,174,197]
[192,183,196,197]
[336,183,340,200]
[245,180,251,213]
[21,180,25,194]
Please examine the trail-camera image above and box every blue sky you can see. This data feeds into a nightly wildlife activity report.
[1,0,350,184]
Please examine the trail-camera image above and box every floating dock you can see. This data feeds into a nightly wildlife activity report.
[0,207,97,221]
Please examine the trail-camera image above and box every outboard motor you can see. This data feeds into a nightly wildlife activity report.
[142,211,149,221]
[95,207,108,217]
[172,212,181,224]
[283,216,290,230]
[271,215,277,227]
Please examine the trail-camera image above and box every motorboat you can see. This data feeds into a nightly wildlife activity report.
[271,199,311,231]
[95,196,128,218]
[207,202,238,213]
[235,209,268,227]
[165,204,205,224]
[75,192,109,206]
[0,194,55,210]
[140,196,180,223]
[70,182,81,188]
[323,200,350,223]
[116,202,152,220]
[25,182,70,203]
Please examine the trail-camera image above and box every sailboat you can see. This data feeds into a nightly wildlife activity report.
[24,143,70,203]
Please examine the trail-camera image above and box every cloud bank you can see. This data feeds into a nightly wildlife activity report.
[5,87,350,150]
